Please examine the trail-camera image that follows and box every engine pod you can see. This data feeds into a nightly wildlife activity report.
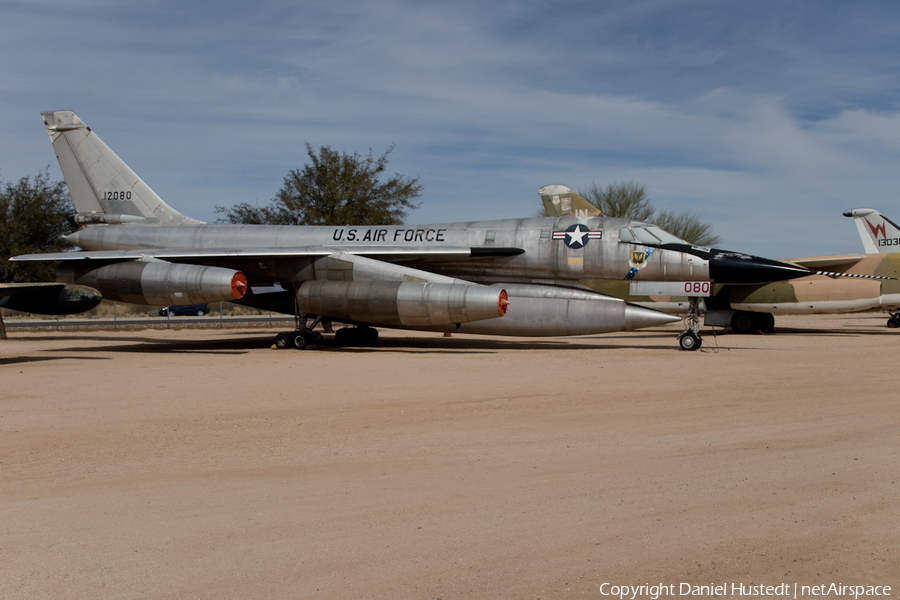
[296,280,507,327]
[57,261,247,305]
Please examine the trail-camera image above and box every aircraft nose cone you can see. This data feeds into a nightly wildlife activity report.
[708,250,812,284]
[61,284,104,313]
[623,303,682,330]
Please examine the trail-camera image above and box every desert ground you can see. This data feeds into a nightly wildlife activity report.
[1,314,898,599]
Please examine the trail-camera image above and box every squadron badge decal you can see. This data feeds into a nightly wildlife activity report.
[625,247,655,280]
[551,224,602,249]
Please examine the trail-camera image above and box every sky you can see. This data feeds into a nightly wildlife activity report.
[3,0,900,258]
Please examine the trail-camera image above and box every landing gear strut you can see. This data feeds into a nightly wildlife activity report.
[274,295,328,350]
[679,296,703,351]
[275,317,326,350]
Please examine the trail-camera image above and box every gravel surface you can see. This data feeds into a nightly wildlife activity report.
[2,314,898,599]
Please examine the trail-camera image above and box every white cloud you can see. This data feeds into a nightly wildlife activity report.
[3,0,900,258]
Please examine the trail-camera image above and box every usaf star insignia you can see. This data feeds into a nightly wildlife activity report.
[551,224,602,249]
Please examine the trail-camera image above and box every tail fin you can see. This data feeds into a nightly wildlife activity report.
[539,184,601,218]
[843,208,900,253]
[41,111,201,225]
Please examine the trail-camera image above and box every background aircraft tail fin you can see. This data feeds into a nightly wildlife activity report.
[539,185,601,218]
[41,111,202,225]
[843,208,900,253]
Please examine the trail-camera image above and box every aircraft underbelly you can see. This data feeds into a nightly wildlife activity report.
[731,299,883,314]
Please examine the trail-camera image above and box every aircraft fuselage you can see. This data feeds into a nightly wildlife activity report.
[67,217,708,286]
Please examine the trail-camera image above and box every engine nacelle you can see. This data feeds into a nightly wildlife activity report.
[437,284,679,336]
[297,280,508,327]
[57,260,247,305]
[0,284,102,315]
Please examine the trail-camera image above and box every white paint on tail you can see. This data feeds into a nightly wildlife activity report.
[41,111,202,225]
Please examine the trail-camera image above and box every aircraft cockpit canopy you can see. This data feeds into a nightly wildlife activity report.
[618,225,687,245]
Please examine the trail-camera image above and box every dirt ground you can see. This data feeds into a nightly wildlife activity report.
[1,315,898,599]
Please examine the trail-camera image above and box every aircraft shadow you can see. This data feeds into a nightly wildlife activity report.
[326,333,679,353]
[24,334,272,355]
[0,355,110,366]
[7,325,892,357]
[771,327,898,336]
[10,331,680,354]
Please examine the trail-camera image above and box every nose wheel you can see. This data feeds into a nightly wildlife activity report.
[679,297,703,351]
[679,331,701,351]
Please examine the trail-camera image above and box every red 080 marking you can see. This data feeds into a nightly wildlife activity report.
[684,281,710,294]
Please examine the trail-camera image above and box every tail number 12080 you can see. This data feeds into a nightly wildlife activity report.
[103,190,132,201]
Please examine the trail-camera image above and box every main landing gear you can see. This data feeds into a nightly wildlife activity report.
[730,311,775,334]
[887,312,900,328]
[274,301,330,350]
[274,328,325,350]
[274,325,381,350]
[273,315,380,351]
[274,314,327,350]
[679,297,703,351]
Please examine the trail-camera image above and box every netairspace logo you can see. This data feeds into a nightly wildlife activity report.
[599,582,892,600]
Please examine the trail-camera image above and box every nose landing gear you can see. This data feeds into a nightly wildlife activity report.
[679,297,703,351]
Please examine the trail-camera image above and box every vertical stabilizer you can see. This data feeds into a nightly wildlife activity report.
[843,208,900,253]
[539,184,601,218]
[41,111,202,225]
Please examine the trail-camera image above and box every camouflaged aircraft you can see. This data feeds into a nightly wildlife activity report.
[845,207,900,254]
[541,186,900,333]
[12,111,816,350]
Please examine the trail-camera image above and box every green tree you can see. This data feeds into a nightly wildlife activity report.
[581,181,655,222]
[580,181,721,246]
[216,143,422,225]
[0,169,75,283]
[652,210,720,248]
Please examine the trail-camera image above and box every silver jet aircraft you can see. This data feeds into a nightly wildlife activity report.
[12,111,814,350]
[542,186,900,334]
